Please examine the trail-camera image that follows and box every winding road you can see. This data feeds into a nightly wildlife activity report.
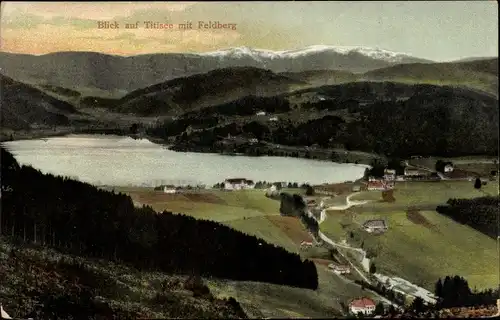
[309,193,403,309]
[308,193,373,283]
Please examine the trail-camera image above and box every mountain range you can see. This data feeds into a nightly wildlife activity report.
[0,45,497,157]
[0,45,432,96]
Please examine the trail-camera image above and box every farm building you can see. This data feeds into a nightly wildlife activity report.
[300,241,313,249]
[349,297,376,315]
[224,178,255,190]
[269,116,279,122]
[404,168,427,177]
[384,169,396,180]
[366,179,394,191]
[362,219,388,233]
[163,185,177,193]
[444,164,454,172]
[374,274,438,305]
[352,184,362,192]
[256,111,266,116]
[265,185,280,197]
[328,264,351,275]
[305,198,317,207]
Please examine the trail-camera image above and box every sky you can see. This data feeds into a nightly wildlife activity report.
[0,1,498,61]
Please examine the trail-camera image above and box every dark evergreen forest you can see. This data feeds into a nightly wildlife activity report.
[436,197,499,239]
[0,148,318,289]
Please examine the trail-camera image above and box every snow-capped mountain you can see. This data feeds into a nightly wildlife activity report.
[197,45,420,64]
[0,45,432,93]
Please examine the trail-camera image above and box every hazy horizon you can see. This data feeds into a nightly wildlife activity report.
[1,1,498,61]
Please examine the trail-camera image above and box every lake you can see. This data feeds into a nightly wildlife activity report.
[2,135,368,187]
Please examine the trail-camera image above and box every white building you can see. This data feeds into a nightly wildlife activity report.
[363,219,388,233]
[269,116,279,122]
[373,274,438,305]
[224,178,255,190]
[300,241,313,249]
[163,185,177,193]
[265,185,280,197]
[256,111,266,116]
[444,164,454,173]
[328,264,351,275]
[349,297,376,315]
[1,305,12,319]
[384,169,396,181]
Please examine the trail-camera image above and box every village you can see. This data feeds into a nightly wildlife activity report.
[138,156,498,317]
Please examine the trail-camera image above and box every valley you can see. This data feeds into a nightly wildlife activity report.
[0,42,498,319]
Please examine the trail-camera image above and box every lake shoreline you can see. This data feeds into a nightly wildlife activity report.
[1,128,382,166]
[3,135,368,187]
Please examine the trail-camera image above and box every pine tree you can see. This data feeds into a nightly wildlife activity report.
[474,178,482,189]
[435,278,443,297]
[374,302,385,315]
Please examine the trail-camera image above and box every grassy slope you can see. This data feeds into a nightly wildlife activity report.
[363,59,498,95]
[207,264,375,318]
[350,181,498,207]
[0,239,246,319]
[320,181,499,291]
[105,187,378,316]
[361,211,496,291]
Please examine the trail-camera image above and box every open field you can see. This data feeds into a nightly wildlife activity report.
[223,216,300,253]
[102,187,319,253]
[101,185,387,316]
[207,264,379,318]
[321,209,498,291]
[453,162,499,176]
[409,157,498,173]
[350,180,498,209]
[101,187,281,222]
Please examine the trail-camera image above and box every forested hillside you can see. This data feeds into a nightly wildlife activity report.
[436,197,499,239]
[0,148,318,289]
[0,74,77,130]
[158,83,498,158]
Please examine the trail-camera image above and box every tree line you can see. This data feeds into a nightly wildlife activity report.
[279,192,319,238]
[0,148,318,290]
[146,84,498,159]
[434,275,499,308]
[353,274,499,317]
[436,196,498,239]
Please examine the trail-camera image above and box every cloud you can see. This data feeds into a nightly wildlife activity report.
[1,2,196,30]
[2,2,195,20]
[2,10,46,29]
[0,2,308,55]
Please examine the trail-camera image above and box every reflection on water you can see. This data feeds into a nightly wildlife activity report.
[2,134,368,187]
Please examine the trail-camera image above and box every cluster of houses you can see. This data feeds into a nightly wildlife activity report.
[374,274,439,306]
[366,169,397,191]
[364,165,444,192]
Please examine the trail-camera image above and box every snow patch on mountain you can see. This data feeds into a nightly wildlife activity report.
[197,45,416,63]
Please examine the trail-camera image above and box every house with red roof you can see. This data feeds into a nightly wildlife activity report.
[349,297,376,315]
[366,178,394,191]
